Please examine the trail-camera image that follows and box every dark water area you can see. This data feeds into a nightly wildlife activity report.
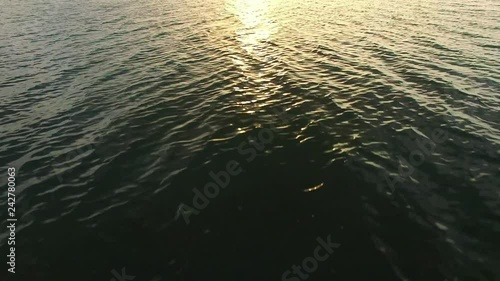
[1,0,499,280]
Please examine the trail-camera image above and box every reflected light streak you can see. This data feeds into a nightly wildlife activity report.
[227,0,281,115]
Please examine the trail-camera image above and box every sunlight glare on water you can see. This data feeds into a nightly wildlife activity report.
[0,0,499,280]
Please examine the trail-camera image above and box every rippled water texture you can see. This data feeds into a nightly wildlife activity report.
[1,0,499,280]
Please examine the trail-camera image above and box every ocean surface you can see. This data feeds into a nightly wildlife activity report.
[1,0,499,280]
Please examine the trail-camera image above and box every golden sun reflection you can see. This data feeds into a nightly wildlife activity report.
[226,0,282,116]
[229,0,277,53]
